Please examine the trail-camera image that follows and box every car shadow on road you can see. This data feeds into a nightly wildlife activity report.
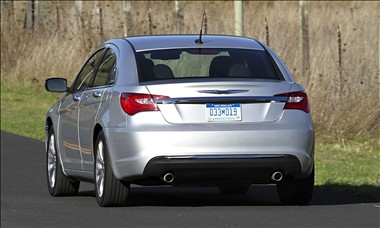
[76,184,379,207]
[127,185,281,207]
[312,184,380,205]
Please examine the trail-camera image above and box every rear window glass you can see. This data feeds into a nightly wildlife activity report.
[136,48,282,82]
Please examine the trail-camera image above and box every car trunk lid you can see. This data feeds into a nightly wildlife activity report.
[145,81,292,124]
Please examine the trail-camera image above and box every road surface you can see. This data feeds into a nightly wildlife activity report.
[1,131,379,227]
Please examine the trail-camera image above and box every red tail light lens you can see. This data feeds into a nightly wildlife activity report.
[275,91,310,113]
[120,93,169,115]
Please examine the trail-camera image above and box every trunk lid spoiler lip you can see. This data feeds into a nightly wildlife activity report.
[155,96,288,104]
[197,89,249,95]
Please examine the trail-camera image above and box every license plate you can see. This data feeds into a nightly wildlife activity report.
[206,104,242,122]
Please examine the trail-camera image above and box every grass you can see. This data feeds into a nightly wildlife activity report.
[315,135,380,200]
[1,78,61,140]
[1,78,379,200]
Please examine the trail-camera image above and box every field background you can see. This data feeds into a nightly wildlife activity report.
[1,1,379,138]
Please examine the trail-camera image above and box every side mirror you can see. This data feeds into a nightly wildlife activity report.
[45,78,68,92]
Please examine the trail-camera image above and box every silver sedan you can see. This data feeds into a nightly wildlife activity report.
[45,35,314,207]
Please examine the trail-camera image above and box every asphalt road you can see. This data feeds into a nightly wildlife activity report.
[1,131,379,228]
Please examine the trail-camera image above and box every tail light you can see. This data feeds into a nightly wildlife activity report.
[120,93,169,115]
[275,91,310,113]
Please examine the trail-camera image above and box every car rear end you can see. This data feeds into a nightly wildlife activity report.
[106,35,314,188]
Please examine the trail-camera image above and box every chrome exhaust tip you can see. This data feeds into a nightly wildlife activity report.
[162,172,175,183]
[271,171,283,182]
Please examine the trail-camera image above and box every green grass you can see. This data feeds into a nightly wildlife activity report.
[315,136,380,199]
[316,137,379,185]
[1,78,379,200]
[1,78,61,140]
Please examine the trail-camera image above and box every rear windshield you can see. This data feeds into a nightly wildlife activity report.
[136,48,282,82]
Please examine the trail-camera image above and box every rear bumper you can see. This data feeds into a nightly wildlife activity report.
[143,155,303,185]
[104,111,314,182]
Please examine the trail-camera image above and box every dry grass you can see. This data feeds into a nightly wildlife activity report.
[1,1,379,139]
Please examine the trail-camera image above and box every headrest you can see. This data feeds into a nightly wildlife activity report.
[152,64,174,79]
[228,63,251,77]
[209,56,231,77]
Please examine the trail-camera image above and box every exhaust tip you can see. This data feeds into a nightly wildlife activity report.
[162,172,175,183]
[271,171,283,182]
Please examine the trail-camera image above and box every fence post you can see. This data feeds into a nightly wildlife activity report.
[337,24,342,74]
[265,16,270,46]
[75,0,82,13]
[95,1,103,38]
[55,0,60,31]
[10,0,14,19]
[148,8,153,35]
[1,1,5,32]
[75,0,83,31]
[123,1,131,37]
[34,0,38,30]
[24,0,35,30]
[300,1,310,81]
[175,0,184,34]
[234,0,244,36]
[337,24,343,95]
[99,1,103,38]
[204,9,207,34]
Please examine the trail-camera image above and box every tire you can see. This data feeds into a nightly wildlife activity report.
[218,185,250,195]
[47,127,79,196]
[94,131,129,207]
[276,167,314,205]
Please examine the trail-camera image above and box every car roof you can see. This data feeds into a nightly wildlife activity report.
[116,35,265,52]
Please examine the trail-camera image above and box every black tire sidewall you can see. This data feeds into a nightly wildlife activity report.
[94,131,129,207]
[277,167,314,205]
[95,131,117,206]
[47,126,79,196]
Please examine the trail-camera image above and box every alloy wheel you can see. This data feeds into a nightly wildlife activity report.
[47,134,57,188]
[95,140,105,197]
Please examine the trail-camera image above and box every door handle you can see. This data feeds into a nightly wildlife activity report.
[93,91,102,98]
[73,95,81,102]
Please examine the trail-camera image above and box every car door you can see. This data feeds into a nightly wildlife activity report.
[58,49,105,170]
[79,47,117,171]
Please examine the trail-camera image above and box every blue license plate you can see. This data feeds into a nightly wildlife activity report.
[206,104,242,122]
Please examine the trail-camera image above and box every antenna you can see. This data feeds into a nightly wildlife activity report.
[195,12,206,44]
